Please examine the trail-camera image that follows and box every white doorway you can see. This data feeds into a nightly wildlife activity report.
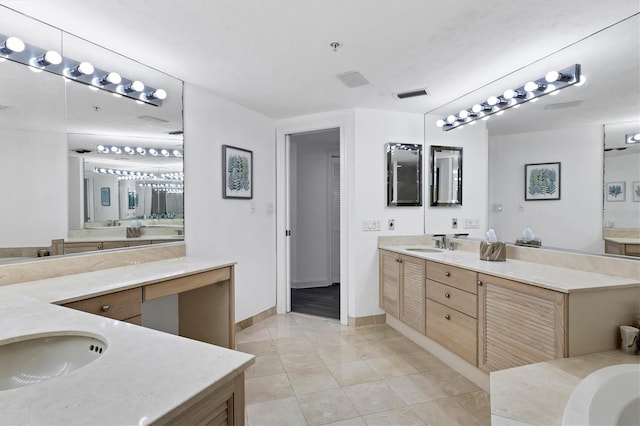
[288,129,340,319]
[275,113,350,325]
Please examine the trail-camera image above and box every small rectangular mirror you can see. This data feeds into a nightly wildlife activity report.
[430,145,462,206]
[386,143,422,207]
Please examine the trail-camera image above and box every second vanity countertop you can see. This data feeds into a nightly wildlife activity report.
[379,245,640,293]
[0,256,254,425]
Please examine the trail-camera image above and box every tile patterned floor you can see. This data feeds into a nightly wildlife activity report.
[237,313,491,426]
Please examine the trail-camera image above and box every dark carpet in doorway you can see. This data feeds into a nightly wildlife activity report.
[291,283,340,319]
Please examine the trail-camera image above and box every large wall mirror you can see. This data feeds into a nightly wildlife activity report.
[0,6,184,262]
[430,145,462,207]
[386,142,422,207]
[428,13,639,257]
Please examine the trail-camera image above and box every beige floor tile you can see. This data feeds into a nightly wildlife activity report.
[343,380,406,416]
[237,326,273,344]
[253,314,300,329]
[422,368,480,396]
[451,390,491,423]
[324,417,366,426]
[280,350,325,372]
[275,335,316,354]
[317,344,362,366]
[410,397,485,426]
[245,355,285,378]
[306,332,349,350]
[287,365,341,395]
[362,406,425,425]
[381,337,424,355]
[269,325,307,340]
[297,388,360,425]
[245,372,294,405]
[399,350,447,372]
[246,396,307,426]
[365,354,420,378]
[352,341,397,359]
[237,339,278,356]
[328,360,382,387]
[385,373,449,405]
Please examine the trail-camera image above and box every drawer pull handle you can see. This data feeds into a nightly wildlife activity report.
[445,292,450,298]
[445,314,451,320]
[101,305,110,312]
[477,280,483,286]
[445,272,451,277]
[398,259,403,263]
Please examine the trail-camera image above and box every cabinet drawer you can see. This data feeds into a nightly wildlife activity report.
[426,299,477,365]
[63,288,142,321]
[426,261,477,294]
[426,279,477,318]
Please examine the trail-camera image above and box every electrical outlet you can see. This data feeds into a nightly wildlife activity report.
[388,219,395,230]
[452,218,458,229]
[362,219,381,231]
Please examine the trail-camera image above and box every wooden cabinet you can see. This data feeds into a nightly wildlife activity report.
[63,288,142,324]
[605,240,640,257]
[144,267,236,349]
[379,250,425,333]
[102,240,152,250]
[425,260,478,365]
[477,273,566,373]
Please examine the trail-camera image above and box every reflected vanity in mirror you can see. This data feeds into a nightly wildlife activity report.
[0,6,184,262]
[386,143,422,207]
[430,146,462,207]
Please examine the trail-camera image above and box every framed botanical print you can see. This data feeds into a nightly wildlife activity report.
[222,145,253,199]
[525,162,561,201]
[606,181,626,202]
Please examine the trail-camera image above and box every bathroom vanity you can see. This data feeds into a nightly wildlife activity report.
[0,255,252,425]
[379,244,640,376]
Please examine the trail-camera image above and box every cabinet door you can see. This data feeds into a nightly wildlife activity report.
[478,273,567,373]
[400,255,425,333]
[379,250,400,318]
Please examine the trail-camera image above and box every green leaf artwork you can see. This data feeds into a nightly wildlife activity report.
[528,168,557,196]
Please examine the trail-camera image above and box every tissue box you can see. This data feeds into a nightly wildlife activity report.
[480,241,506,261]
[515,238,541,248]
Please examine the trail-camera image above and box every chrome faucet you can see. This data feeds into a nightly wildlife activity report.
[433,234,456,250]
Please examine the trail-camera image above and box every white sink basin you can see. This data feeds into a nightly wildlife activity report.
[404,247,442,253]
[563,363,640,426]
[0,333,107,391]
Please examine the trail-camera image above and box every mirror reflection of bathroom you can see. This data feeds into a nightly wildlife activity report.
[386,142,423,207]
[430,145,462,207]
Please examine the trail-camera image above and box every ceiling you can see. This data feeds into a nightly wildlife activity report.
[1,0,638,122]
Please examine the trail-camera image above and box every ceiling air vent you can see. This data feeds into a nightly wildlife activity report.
[393,88,430,100]
[336,71,370,88]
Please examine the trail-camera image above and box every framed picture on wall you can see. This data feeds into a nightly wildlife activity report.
[632,181,640,202]
[606,181,626,202]
[222,145,253,199]
[100,187,111,206]
[525,162,561,201]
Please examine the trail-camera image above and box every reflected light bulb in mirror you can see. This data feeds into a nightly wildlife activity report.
[446,115,456,124]
[148,148,158,156]
[161,149,170,157]
[146,89,167,100]
[471,104,483,113]
[436,119,445,128]
[459,110,469,119]
[524,81,544,92]
[1,36,25,54]
[38,50,62,66]
[487,96,499,106]
[72,62,94,76]
[126,80,145,92]
[100,72,121,86]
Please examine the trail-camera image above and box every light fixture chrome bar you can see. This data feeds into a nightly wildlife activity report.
[96,144,183,157]
[625,133,640,144]
[94,167,156,179]
[0,33,165,107]
[436,64,582,131]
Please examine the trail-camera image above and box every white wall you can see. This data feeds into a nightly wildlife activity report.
[351,108,425,317]
[289,132,339,289]
[68,156,84,230]
[184,83,276,322]
[424,115,488,239]
[0,130,67,247]
[604,150,640,229]
[488,126,603,252]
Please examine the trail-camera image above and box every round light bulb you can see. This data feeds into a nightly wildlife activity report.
[40,50,62,66]
[446,115,456,124]
[149,148,158,156]
[487,96,499,106]
[124,146,133,154]
[161,149,169,157]
[147,89,167,100]
[101,72,122,85]
[471,104,483,113]
[632,133,640,142]
[136,147,146,155]
[2,36,25,54]
[459,110,469,119]
[503,89,515,100]
[545,71,560,82]
[524,81,541,92]
[76,62,94,75]
[127,80,145,92]
[436,119,445,128]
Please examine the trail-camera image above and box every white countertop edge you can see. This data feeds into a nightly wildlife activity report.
[379,245,640,293]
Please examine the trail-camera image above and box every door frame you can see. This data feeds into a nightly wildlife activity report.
[276,112,351,325]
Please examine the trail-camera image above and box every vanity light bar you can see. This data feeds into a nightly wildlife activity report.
[625,133,640,144]
[161,172,184,180]
[436,64,582,131]
[0,33,166,107]
[96,145,183,158]
[94,167,156,179]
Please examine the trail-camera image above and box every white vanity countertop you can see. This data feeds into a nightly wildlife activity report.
[604,237,640,244]
[1,256,236,304]
[490,350,640,425]
[65,235,184,243]
[0,257,253,425]
[379,245,640,293]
